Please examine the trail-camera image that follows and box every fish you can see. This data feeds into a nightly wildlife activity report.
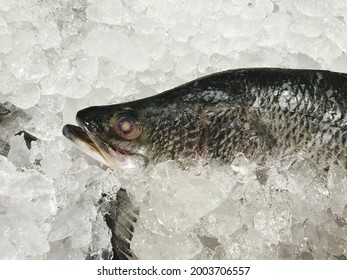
[63,68,347,260]
[63,68,347,170]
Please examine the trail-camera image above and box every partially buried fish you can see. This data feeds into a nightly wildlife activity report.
[63,68,347,170]
[63,68,347,259]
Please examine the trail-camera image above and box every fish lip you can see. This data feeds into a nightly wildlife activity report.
[62,124,110,165]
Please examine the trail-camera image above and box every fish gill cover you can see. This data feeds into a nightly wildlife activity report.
[0,0,347,260]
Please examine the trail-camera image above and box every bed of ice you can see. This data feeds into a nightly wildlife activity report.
[1,0,347,260]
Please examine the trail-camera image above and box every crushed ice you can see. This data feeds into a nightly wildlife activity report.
[0,0,347,259]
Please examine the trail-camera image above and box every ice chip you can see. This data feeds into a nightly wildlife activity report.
[7,134,30,167]
[55,77,91,99]
[6,202,50,257]
[0,13,9,35]
[328,164,347,215]
[34,194,57,221]
[259,12,291,45]
[294,0,330,17]
[289,17,325,38]
[330,54,347,73]
[5,45,49,80]
[9,83,41,109]
[132,207,203,259]
[83,27,149,71]
[202,199,242,238]
[48,194,97,252]
[254,205,292,244]
[5,0,38,23]
[134,17,156,34]
[70,220,93,249]
[0,34,11,54]
[75,56,99,84]
[287,159,317,191]
[148,161,227,232]
[175,52,200,77]
[0,238,16,259]
[11,28,38,53]
[286,34,341,65]
[38,95,66,114]
[0,164,53,200]
[41,152,72,179]
[67,157,90,175]
[90,213,112,253]
[0,0,15,12]
[86,0,126,26]
[170,22,195,42]
[36,17,62,49]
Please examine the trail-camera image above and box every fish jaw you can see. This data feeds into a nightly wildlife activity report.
[62,124,112,167]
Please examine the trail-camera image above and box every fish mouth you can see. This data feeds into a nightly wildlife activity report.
[62,124,112,167]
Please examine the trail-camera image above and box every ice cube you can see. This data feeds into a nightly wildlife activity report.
[83,26,150,71]
[254,205,292,244]
[38,95,66,114]
[170,22,195,42]
[328,164,347,215]
[286,34,341,65]
[9,83,41,109]
[5,45,49,81]
[40,151,72,179]
[86,0,127,26]
[7,134,30,167]
[294,0,330,17]
[6,201,50,258]
[0,34,11,54]
[131,207,203,259]
[46,240,85,260]
[330,54,347,73]
[0,13,8,33]
[55,77,91,99]
[36,17,62,50]
[75,56,99,84]
[148,161,228,232]
[175,52,200,77]
[48,196,96,245]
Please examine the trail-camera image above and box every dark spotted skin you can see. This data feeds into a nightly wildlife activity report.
[142,69,347,166]
[74,68,347,168]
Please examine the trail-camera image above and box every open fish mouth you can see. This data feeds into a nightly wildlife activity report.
[62,124,112,167]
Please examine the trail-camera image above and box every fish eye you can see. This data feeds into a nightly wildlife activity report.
[113,114,142,140]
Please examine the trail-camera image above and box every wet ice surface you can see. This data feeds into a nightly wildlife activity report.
[1,0,347,259]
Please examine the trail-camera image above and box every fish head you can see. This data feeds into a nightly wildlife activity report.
[62,101,160,171]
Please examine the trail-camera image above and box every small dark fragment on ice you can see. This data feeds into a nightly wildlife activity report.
[15,130,38,150]
[197,235,221,250]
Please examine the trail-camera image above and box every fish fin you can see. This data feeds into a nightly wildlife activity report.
[104,188,139,260]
